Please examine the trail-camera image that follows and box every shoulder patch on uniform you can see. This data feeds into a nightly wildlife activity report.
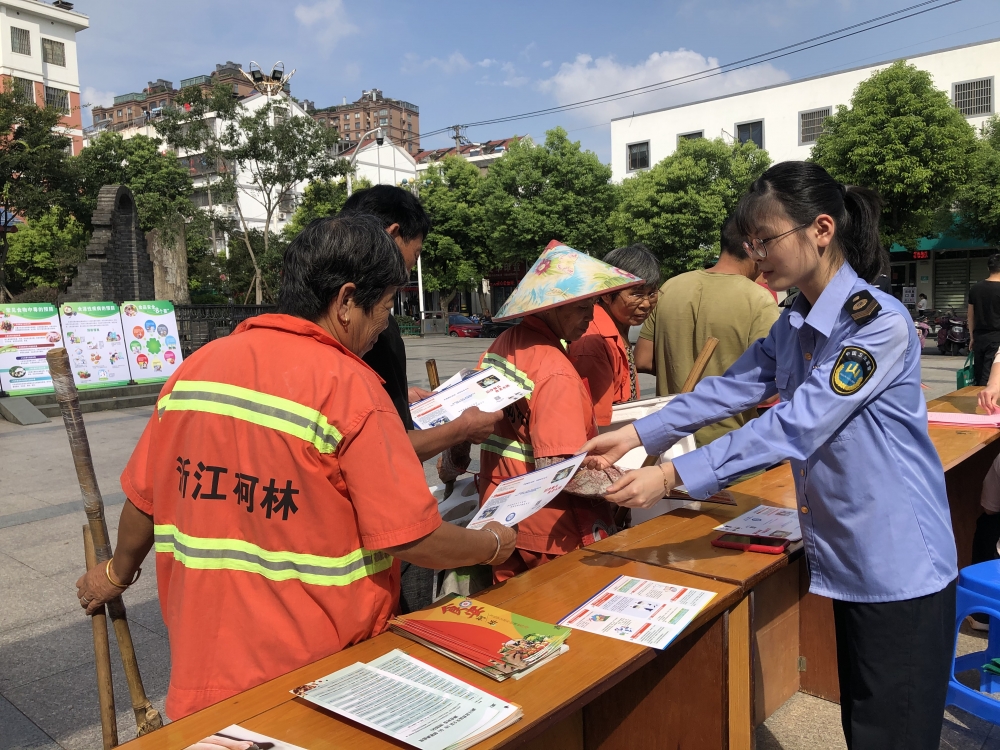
[830,346,876,396]
[843,290,881,326]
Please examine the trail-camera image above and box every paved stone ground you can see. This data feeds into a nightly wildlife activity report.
[0,337,991,749]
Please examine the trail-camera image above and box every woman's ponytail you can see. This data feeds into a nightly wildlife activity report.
[840,185,886,284]
[734,162,887,284]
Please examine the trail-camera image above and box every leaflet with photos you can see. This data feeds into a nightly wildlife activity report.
[713,504,803,542]
[559,575,716,650]
[410,366,530,430]
[467,454,588,530]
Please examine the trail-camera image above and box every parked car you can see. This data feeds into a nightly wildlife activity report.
[480,318,520,338]
[448,315,482,338]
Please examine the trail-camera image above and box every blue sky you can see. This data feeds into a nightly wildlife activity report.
[76,0,1000,161]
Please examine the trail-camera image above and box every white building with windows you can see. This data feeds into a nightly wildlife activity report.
[610,37,1000,309]
[0,0,88,154]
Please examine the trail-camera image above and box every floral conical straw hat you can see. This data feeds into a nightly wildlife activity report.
[493,241,645,322]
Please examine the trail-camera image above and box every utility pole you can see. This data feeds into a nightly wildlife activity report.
[448,124,468,153]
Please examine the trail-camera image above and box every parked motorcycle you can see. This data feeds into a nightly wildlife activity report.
[937,310,970,356]
[913,314,931,350]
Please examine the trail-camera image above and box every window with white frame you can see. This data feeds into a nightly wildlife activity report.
[12,77,34,104]
[799,108,831,144]
[627,141,650,171]
[736,120,764,148]
[954,78,993,117]
[379,117,388,126]
[41,38,66,66]
[45,86,69,114]
[11,27,31,56]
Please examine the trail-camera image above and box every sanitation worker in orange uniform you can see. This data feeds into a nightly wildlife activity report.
[569,244,661,426]
[477,241,645,581]
[74,214,516,718]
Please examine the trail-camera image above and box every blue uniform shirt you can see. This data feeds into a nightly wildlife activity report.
[634,263,957,602]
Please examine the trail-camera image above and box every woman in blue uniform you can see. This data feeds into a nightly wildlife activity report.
[583,162,958,750]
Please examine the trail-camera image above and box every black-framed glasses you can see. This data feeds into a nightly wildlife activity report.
[742,223,810,260]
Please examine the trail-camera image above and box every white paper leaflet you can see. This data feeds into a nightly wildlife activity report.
[184,724,308,750]
[410,367,529,430]
[713,504,802,542]
[558,575,716,650]
[467,454,588,530]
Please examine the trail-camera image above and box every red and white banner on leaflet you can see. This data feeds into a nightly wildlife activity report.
[0,303,62,395]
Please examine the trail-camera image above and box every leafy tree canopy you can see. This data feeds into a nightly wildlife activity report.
[956,116,1000,247]
[609,137,770,276]
[4,206,86,293]
[73,131,194,232]
[810,61,979,250]
[283,175,371,240]
[480,128,616,265]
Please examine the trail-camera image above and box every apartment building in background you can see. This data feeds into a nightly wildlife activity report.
[310,88,420,155]
[86,61,267,142]
[611,37,1000,310]
[414,137,521,176]
[0,0,88,154]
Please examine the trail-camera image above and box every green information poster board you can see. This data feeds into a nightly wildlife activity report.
[121,300,184,384]
[0,303,61,395]
[59,302,131,390]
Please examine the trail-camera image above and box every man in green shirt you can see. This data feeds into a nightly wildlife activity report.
[635,217,780,446]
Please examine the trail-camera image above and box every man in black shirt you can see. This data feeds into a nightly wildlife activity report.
[341,186,503,611]
[969,254,1000,385]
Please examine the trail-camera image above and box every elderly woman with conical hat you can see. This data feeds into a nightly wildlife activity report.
[477,241,644,581]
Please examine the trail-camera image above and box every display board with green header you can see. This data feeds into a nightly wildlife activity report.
[121,300,184,384]
[59,302,131,390]
[0,303,62,395]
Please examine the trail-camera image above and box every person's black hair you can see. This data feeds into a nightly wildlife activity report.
[989,253,1000,274]
[603,243,661,289]
[277,213,408,320]
[918,293,927,299]
[340,184,431,240]
[734,161,886,283]
[719,215,745,259]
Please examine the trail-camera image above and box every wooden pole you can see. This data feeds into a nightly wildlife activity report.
[425,359,441,390]
[83,525,118,750]
[640,337,720,469]
[46,348,163,737]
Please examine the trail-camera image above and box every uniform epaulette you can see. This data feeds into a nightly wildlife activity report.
[844,290,881,326]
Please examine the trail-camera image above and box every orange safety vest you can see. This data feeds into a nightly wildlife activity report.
[122,314,440,718]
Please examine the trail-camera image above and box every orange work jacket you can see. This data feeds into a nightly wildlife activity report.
[122,314,440,718]
[569,305,638,426]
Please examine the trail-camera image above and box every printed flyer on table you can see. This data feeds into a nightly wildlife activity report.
[59,302,131,390]
[121,300,183,383]
[0,303,61,395]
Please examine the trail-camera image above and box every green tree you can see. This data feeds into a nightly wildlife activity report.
[283,175,371,239]
[811,61,979,250]
[73,132,193,232]
[480,128,616,265]
[156,84,347,303]
[419,156,488,310]
[956,116,1000,246]
[610,137,770,276]
[4,207,86,292]
[0,83,79,299]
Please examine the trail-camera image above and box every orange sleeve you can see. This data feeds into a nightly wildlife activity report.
[529,373,595,459]
[569,335,616,427]
[339,406,442,549]
[120,412,157,516]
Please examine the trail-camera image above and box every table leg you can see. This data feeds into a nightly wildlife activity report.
[728,596,752,750]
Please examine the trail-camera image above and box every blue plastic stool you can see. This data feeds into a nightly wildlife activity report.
[947,560,1000,724]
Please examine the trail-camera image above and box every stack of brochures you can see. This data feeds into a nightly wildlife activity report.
[389,595,571,681]
[292,649,522,750]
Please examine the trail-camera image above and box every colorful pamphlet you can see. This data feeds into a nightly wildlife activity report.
[390,596,572,680]
[467,454,588,530]
[184,725,308,750]
[58,302,131,390]
[0,303,61,395]
[559,575,716,650]
[410,366,530,429]
[121,300,183,384]
[291,650,522,750]
[713,504,802,542]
